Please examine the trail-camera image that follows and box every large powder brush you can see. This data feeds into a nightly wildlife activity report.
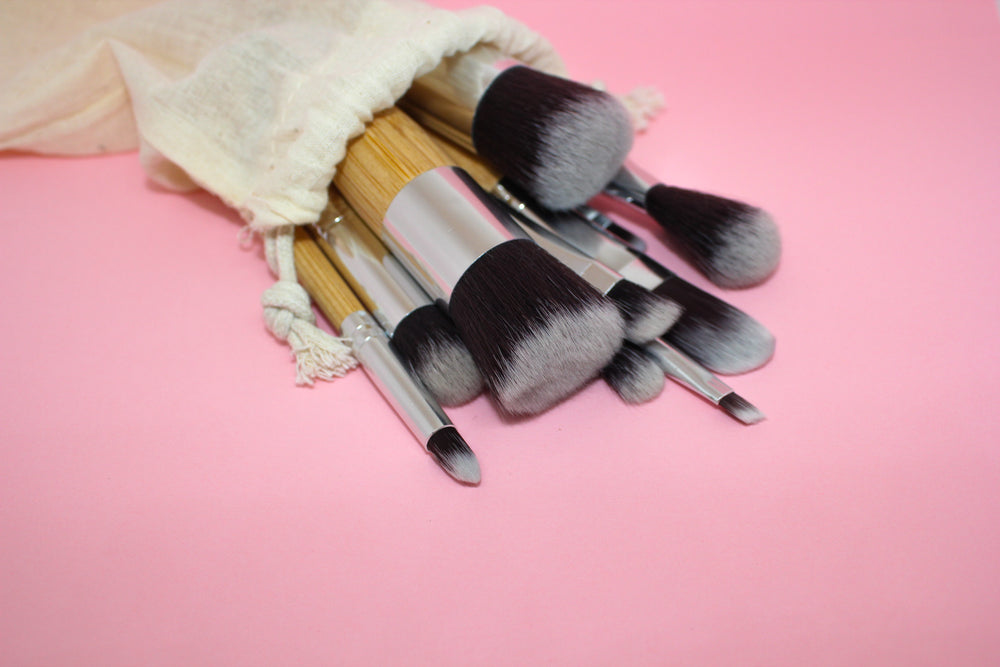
[333,107,626,416]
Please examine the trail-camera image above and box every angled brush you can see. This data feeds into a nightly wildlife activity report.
[292,227,481,484]
[333,107,626,416]
[315,188,483,406]
[641,338,766,425]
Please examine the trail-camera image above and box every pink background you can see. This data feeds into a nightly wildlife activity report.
[3,1,1000,665]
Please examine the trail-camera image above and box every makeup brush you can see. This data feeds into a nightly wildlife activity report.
[319,188,657,407]
[314,188,483,406]
[292,227,481,484]
[602,341,666,405]
[605,164,781,288]
[427,132,774,374]
[406,51,633,210]
[432,134,682,344]
[641,338,766,425]
[333,107,626,416]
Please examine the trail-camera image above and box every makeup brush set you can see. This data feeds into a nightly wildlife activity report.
[295,51,781,485]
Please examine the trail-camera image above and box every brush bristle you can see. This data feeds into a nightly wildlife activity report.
[391,304,484,406]
[644,184,781,288]
[601,342,666,404]
[471,66,633,210]
[606,279,683,344]
[449,239,625,415]
[718,392,766,425]
[653,278,775,374]
[426,427,482,484]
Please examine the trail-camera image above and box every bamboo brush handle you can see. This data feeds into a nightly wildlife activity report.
[292,226,365,330]
[333,107,454,231]
[431,133,502,193]
[398,99,478,154]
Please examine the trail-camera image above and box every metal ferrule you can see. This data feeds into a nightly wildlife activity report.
[342,310,451,446]
[605,162,655,207]
[407,50,519,135]
[381,166,527,300]
[492,182,662,291]
[572,204,648,254]
[642,339,733,404]
[314,219,432,334]
[499,198,622,296]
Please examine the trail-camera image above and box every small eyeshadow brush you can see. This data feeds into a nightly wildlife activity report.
[315,188,484,406]
[292,227,481,484]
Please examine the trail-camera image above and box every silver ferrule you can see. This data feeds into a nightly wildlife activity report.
[499,198,622,295]
[643,339,733,404]
[313,220,432,333]
[407,47,517,134]
[606,162,655,207]
[381,166,526,300]
[492,182,662,291]
[572,204,648,254]
[342,310,451,446]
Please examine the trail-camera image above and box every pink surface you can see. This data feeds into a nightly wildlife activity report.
[2,1,1000,665]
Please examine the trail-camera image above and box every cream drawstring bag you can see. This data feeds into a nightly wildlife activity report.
[0,0,657,384]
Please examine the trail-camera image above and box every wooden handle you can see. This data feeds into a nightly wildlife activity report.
[430,132,502,193]
[292,226,365,330]
[333,107,455,232]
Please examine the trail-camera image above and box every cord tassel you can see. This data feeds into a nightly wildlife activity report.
[261,227,357,385]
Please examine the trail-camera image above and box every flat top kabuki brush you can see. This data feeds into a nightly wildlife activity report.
[315,188,483,407]
[292,227,481,485]
[406,49,634,210]
[606,163,782,288]
[333,107,626,416]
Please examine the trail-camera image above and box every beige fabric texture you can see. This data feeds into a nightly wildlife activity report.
[0,0,565,384]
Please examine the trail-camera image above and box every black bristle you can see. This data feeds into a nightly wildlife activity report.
[718,392,767,425]
[606,279,683,344]
[471,66,633,210]
[601,342,665,404]
[448,239,625,416]
[390,304,484,406]
[644,184,781,288]
[652,277,775,375]
[426,427,481,484]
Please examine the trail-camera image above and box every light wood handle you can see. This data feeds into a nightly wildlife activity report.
[292,226,365,330]
[333,107,455,232]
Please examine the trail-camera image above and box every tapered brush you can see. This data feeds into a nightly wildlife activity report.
[605,164,781,288]
[432,135,681,345]
[427,132,774,374]
[641,338,766,425]
[292,227,481,484]
[315,188,483,406]
[406,50,633,210]
[333,107,626,416]
[601,341,666,405]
